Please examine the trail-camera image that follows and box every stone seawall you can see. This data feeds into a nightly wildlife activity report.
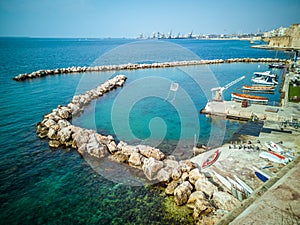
[13,58,286,81]
[36,74,240,224]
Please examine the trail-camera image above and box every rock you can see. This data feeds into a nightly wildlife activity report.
[174,181,193,206]
[120,144,139,156]
[57,107,71,119]
[189,168,205,185]
[165,180,180,195]
[179,160,195,173]
[44,119,56,128]
[57,126,72,143]
[49,140,61,148]
[156,167,172,182]
[128,152,142,168]
[142,157,164,180]
[195,179,217,198]
[57,119,71,129]
[193,198,215,221]
[181,172,189,182]
[86,134,107,158]
[108,152,128,163]
[187,191,206,209]
[212,190,239,211]
[36,123,48,138]
[47,128,58,140]
[107,141,118,154]
[171,167,182,180]
[138,145,165,160]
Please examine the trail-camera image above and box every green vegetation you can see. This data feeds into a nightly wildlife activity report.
[288,83,300,102]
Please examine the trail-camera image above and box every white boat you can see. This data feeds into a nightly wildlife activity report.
[233,175,254,195]
[259,151,288,165]
[251,76,278,86]
[264,141,284,154]
[212,170,231,190]
[253,71,277,78]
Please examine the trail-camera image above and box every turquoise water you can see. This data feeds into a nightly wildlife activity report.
[0,38,291,224]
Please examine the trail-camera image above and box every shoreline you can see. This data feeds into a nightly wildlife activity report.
[13,57,287,81]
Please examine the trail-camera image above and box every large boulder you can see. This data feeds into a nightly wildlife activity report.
[86,134,107,158]
[142,157,164,180]
[138,145,165,160]
[57,126,72,143]
[193,198,215,221]
[195,178,217,198]
[187,191,206,209]
[174,181,193,206]
[212,190,239,211]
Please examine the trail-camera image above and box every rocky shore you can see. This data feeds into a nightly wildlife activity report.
[14,58,286,81]
[36,74,240,224]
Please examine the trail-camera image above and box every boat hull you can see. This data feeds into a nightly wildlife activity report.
[231,92,268,104]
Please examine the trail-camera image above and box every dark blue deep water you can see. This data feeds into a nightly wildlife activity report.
[0,38,291,224]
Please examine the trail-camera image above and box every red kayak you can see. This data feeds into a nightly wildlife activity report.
[202,150,219,168]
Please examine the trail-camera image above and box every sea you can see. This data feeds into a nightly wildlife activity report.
[0,38,291,224]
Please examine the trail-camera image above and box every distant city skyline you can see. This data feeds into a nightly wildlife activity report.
[0,0,299,38]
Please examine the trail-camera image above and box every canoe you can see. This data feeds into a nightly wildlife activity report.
[231,92,268,104]
[202,149,219,168]
[253,166,270,182]
[264,141,284,154]
[233,175,254,194]
[212,170,231,190]
[242,85,275,91]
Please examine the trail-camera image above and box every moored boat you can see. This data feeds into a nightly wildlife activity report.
[259,151,288,165]
[269,63,286,69]
[242,85,275,91]
[251,76,278,86]
[253,71,277,78]
[264,141,284,154]
[231,92,268,104]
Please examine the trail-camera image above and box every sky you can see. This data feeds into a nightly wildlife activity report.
[0,0,300,38]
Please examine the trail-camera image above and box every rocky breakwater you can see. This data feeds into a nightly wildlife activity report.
[13,58,288,81]
[36,74,240,224]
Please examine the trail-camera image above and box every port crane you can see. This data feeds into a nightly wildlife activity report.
[211,76,245,101]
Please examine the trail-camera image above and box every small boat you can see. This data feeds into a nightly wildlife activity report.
[233,175,254,195]
[264,141,284,154]
[251,76,278,86]
[202,149,219,168]
[259,151,288,165]
[253,166,270,182]
[231,92,268,104]
[242,85,275,91]
[213,170,232,190]
[269,63,286,69]
[253,71,277,78]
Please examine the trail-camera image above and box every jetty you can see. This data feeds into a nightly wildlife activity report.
[13,57,286,81]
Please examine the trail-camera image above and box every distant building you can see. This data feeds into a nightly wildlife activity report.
[263,24,300,49]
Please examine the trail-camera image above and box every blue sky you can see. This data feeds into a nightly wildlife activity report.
[0,0,299,38]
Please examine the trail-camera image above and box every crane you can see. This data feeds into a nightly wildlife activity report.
[211,75,245,101]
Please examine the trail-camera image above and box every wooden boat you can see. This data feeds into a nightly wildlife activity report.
[242,85,275,91]
[231,92,268,104]
[202,149,219,168]
[253,166,270,182]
